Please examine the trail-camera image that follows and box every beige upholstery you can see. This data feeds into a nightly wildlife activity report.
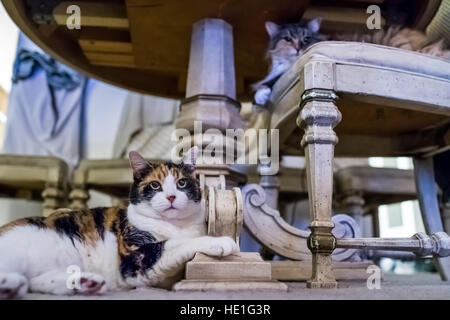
[272,41,450,102]
[270,41,450,157]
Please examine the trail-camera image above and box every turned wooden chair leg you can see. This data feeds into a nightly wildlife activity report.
[298,90,341,288]
[42,183,66,216]
[341,193,366,236]
[370,207,381,238]
[413,156,450,281]
[69,186,89,210]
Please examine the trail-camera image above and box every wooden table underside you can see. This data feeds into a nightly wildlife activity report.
[2,0,435,100]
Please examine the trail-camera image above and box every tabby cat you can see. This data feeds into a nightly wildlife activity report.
[0,147,238,299]
[253,18,450,105]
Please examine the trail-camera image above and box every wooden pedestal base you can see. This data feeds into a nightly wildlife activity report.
[173,252,288,292]
[271,260,378,281]
[173,280,288,292]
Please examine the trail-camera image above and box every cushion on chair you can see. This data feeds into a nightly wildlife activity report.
[272,41,450,100]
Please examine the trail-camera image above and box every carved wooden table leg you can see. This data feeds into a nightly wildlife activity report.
[297,89,341,288]
[173,18,286,291]
[413,156,450,281]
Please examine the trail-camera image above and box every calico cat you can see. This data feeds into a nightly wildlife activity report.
[0,147,238,299]
[253,18,450,105]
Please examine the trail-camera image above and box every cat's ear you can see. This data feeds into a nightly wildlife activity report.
[129,151,152,180]
[265,21,280,38]
[182,146,198,171]
[307,17,322,33]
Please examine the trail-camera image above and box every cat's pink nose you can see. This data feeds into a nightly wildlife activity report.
[167,195,176,203]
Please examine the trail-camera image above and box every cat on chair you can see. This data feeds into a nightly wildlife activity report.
[0,147,238,299]
[253,17,450,106]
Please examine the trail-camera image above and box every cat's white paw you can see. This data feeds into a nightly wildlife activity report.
[201,236,239,257]
[0,273,28,300]
[254,87,272,105]
[76,273,106,296]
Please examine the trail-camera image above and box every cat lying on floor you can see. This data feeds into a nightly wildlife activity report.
[0,147,238,299]
[253,18,450,105]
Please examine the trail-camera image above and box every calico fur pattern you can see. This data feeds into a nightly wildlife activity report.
[0,148,238,299]
[0,207,164,279]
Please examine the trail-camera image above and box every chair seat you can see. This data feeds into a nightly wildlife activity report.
[269,41,450,157]
[275,41,450,92]
[0,154,69,215]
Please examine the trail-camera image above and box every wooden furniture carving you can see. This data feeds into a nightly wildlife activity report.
[297,87,341,288]
[268,41,450,287]
[205,186,243,246]
[172,18,285,292]
[0,155,69,216]
[243,184,360,262]
[173,187,286,291]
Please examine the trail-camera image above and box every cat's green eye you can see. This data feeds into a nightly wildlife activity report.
[177,178,187,189]
[149,181,161,190]
[283,36,292,42]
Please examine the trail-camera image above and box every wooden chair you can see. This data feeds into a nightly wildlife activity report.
[244,41,450,287]
[0,154,69,216]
